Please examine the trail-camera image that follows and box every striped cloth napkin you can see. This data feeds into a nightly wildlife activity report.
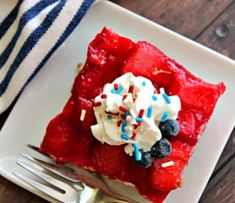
[0,0,95,113]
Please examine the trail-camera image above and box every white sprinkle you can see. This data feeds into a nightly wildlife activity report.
[161,161,174,168]
[130,109,137,117]
[123,93,133,106]
[80,109,87,121]
[126,115,132,122]
[160,87,165,94]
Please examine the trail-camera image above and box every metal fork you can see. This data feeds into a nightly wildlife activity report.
[13,145,136,203]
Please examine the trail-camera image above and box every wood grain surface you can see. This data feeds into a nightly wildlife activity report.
[0,0,235,202]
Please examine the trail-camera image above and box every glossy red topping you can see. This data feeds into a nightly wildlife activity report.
[40,28,225,203]
[150,140,193,191]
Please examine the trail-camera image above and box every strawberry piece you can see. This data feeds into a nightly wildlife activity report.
[176,109,207,145]
[72,96,95,132]
[164,60,225,115]
[40,113,94,167]
[138,187,169,203]
[40,113,74,156]
[72,27,135,99]
[150,140,193,191]
[92,143,133,181]
[178,82,225,115]
[123,41,175,89]
[62,97,75,116]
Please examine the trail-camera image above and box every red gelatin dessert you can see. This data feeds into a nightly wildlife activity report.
[40,28,225,203]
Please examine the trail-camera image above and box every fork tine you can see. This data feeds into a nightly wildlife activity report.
[27,144,48,157]
[27,144,41,153]
[25,146,136,203]
[13,171,65,202]
[27,145,84,184]
[16,161,72,192]
[21,153,83,185]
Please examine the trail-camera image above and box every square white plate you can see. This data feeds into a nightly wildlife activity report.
[0,1,235,203]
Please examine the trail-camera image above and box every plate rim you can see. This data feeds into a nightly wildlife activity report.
[0,1,234,203]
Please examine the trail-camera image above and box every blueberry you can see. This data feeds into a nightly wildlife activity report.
[159,119,180,137]
[151,138,172,158]
[134,150,154,168]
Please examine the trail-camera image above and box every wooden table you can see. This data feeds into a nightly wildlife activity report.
[0,0,235,202]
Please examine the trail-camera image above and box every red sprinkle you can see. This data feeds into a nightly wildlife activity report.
[122,95,127,101]
[132,94,137,103]
[133,123,141,129]
[138,109,145,118]
[117,120,122,127]
[128,85,134,93]
[101,94,107,99]
[121,114,126,120]
[154,88,161,94]
[93,101,102,107]
[131,133,137,140]
[114,83,119,90]
[105,111,119,116]
[119,106,127,112]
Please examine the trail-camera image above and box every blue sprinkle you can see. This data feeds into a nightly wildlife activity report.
[124,110,129,117]
[142,81,147,87]
[162,92,171,104]
[116,86,123,94]
[111,89,116,94]
[161,111,169,122]
[107,115,112,120]
[133,144,141,161]
[135,117,143,123]
[152,95,157,101]
[121,121,127,132]
[111,86,123,94]
[121,134,129,140]
[147,106,153,118]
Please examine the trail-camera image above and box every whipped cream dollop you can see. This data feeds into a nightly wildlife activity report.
[91,73,181,157]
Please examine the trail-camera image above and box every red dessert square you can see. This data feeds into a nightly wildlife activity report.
[40,28,225,203]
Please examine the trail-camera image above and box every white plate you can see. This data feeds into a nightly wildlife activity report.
[0,1,235,203]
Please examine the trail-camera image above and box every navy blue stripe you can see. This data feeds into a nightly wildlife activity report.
[0,0,59,69]
[0,0,24,39]
[20,0,95,101]
[0,0,66,96]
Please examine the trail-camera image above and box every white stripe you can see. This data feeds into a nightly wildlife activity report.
[0,0,84,112]
[0,0,41,54]
[0,1,59,81]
